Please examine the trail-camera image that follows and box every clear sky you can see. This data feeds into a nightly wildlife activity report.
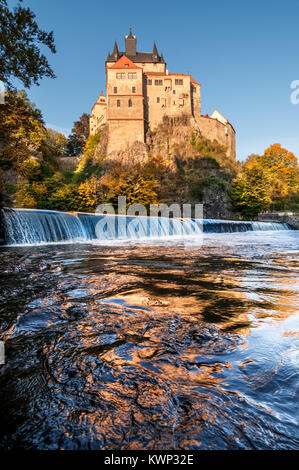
[10,0,299,160]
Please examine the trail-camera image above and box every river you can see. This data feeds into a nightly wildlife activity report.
[0,228,298,449]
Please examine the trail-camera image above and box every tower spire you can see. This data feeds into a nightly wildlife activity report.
[125,27,136,56]
[112,41,119,59]
[153,42,158,60]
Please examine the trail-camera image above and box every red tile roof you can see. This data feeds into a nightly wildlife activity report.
[144,72,166,76]
[190,76,200,86]
[110,55,141,69]
[168,72,190,76]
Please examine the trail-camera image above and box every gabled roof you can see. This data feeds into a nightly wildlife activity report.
[107,51,165,64]
[190,76,200,86]
[109,55,141,69]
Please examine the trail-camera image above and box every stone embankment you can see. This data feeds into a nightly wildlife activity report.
[258,212,299,230]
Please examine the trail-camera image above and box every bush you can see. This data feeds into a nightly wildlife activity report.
[48,184,81,212]
[78,176,103,212]
[18,158,42,181]
[15,185,37,208]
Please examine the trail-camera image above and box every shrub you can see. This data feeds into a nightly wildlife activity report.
[48,184,80,212]
[15,185,37,208]
[78,176,104,212]
[18,158,42,181]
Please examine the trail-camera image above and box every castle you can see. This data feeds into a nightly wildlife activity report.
[90,29,236,159]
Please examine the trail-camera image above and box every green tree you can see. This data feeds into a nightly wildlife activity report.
[67,113,90,156]
[0,89,45,171]
[0,0,56,88]
[230,163,273,218]
[44,128,68,158]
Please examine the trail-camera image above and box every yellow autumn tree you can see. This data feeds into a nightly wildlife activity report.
[231,144,299,217]
[78,176,104,212]
[100,167,158,209]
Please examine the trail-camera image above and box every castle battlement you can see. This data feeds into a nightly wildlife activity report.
[90,28,235,159]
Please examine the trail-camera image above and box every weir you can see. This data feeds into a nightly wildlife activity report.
[1,208,292,246]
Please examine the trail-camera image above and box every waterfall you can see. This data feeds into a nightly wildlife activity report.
[1,208,292,246]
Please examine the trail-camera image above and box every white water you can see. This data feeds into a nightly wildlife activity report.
[1,208,292,246]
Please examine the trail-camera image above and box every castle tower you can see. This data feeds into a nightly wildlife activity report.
[89,29,236,159]
[125,26,136,56]
[106,55,144,154]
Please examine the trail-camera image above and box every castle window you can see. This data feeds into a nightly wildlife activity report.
[157,97,160,103]
[155,80,163,86]
[175,79,183,85]
[193,86,196,93]
[132,86,136,93]
[148,79,152,85]
[128,99,132,107]
[116,73,126,79]
[128,73,137,79]
[173,90,176,94]
[114,87,117,94]
[173,100,176,105]
[117,100,121,107]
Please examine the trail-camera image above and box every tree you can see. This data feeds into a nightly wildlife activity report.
[67,113,90,156]
[101,167,158,208]
[78,176,104,212]
[230,163,272,218]
[230,144,299,218]
[44,128,68,158]
[0,89,46,170]
[0,0,56,88]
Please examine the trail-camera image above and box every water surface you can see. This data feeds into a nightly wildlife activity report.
[0,230,298,449]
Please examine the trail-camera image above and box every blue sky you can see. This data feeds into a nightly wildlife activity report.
[10,0,299,160]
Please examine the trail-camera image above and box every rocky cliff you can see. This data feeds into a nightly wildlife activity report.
[92,116,238,219]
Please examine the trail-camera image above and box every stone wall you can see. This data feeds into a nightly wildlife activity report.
[196,116,236,160]
[146,116,236,162]
[57,156,81,171]
[145,73,194,129]
[90,95,107,135]
[258,213,299,230]
[107,120,145,154]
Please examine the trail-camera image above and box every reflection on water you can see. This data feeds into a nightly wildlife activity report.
[0,230,298,449]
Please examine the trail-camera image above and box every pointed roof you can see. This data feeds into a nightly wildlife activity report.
[106,33,165,64]
[153,42,158,56]
[110,55,141,69]
[112,41,119,57]
[128,25,134,38]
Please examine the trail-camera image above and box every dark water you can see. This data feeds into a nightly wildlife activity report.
[0,231,298,450]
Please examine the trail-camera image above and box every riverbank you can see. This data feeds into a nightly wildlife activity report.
[258,212,299,230]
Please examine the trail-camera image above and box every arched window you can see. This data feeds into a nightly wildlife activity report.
[128,99,132,107]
